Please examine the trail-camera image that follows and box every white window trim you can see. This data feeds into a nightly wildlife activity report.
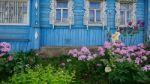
[0,0,30,26]
[50,0,74,29]
[115,1,136,28]
[84,0,107,30]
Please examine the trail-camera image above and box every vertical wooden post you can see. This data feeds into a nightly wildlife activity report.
[106,0,116,42]
[32,0,40,49]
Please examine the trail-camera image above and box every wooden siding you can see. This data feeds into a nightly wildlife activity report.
[0,0,147,51]
[0,27,32,51]
[148,0,150,30]
[0,0,37,51]
[40,0,145,47]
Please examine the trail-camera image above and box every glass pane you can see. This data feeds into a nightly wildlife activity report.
[96,10,101,21]
[90,1,100,9]
[120,11,125,25]
[120,4,129,10]
[127,11,131,22]
[89,10,94,22]
[57,0,68,8]
[63,9,68,20]
[56,9,61,21]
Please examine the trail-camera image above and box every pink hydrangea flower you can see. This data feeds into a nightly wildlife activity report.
[127,46,135,52]
[131,46,138,51]
[119,50,127,55]
[80,47,91,55]
[114,48,120,54]
[68,49,78,57]
[142,65,150,71]
[135,57,142,65]
[135,51,143,57]
[146,51,150,55]
[78,55,87,61]
[98,47,105,56]
[138,43,146,49]
[0,42,11,52]
[8,56,13,61]
[0,53,6,57]
[103,42,112,49]
[113,41,125,48]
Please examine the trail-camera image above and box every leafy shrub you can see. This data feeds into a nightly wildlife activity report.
[0,42,12,72]
[12,50,38,73]
[109,61,149,84]
[0,47,38,81]
[44,56,106,84]
[6,65,74,84]
[68,41,150,84]
[0,42,13,81]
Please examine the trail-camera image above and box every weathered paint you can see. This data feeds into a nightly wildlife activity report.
[0,0,148,51]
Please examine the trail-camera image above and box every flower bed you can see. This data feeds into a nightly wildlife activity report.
[68,41,150,83]
[0,41,150,84]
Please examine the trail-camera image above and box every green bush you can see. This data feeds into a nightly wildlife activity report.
[12,50,38,73]
[5,65,74,84]
[109,61,149,84]
[0,50,38,82]
[37,54,150,84]
[38,56,109,84]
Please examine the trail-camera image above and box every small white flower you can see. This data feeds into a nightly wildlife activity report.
[142,56,147,61]
[105,65,112,73]
[66,59,72,62]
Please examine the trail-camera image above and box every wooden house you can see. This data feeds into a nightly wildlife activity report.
[0,0,149,51]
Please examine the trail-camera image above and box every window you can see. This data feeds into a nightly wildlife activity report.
[0,0,29,25]
[115,0,136,27]
[120,3,132,26]
[84,0,107,29]
[50,0,74,28]
[89,1,101,24]
[56,0,68,23]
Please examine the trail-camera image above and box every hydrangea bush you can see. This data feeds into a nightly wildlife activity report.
[0,42,13,72]
[69,41,150,70]
[68,41,150,83]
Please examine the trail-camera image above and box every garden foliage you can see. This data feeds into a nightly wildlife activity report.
[0,41,150,84]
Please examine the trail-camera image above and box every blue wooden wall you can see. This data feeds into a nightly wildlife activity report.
[40,0,145,47]
[0,0,40,51]
[148,0,150,37]
[0,0,148,51]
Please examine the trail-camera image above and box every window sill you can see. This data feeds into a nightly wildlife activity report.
[54,23,71,26]
[119,25,128,27]
[87,23,104,27]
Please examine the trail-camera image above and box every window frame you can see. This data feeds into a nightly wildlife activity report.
[119,3,132,27]
[55,0,69,25]
[0,0,30,26]
[88,1,102,25]
[84,0,107,29]
[50,0,74,29]
[115,1,136,28]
